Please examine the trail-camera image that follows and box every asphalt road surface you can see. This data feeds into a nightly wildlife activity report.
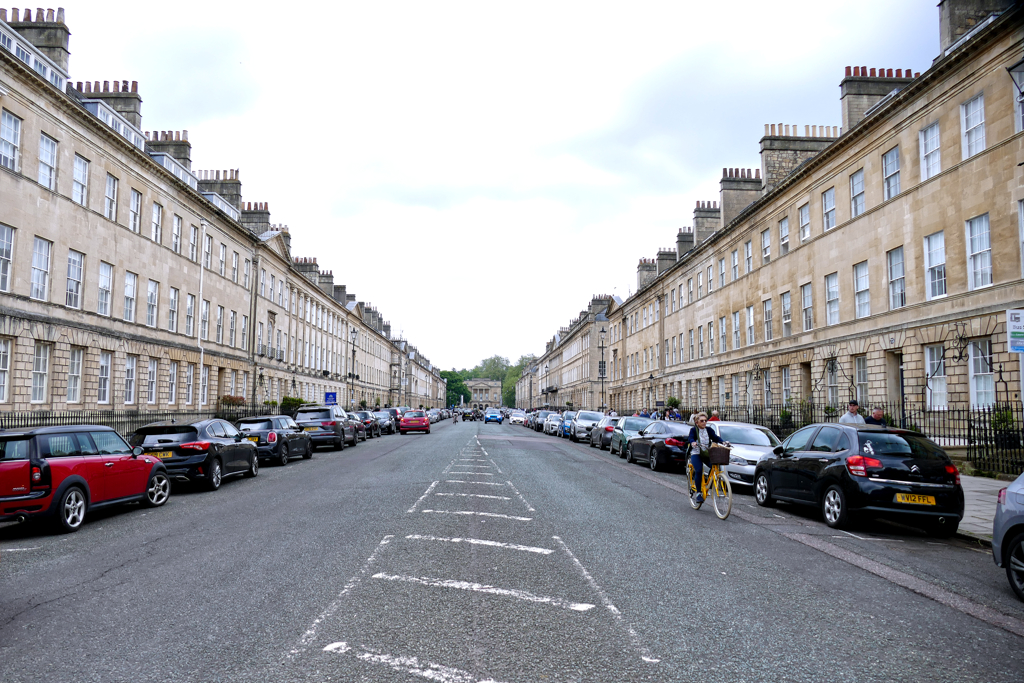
[2,419,1023,683]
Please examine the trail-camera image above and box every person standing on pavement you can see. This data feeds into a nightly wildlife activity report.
[708,410,720,422]
[864,406,887,426]
[839,400,866,424]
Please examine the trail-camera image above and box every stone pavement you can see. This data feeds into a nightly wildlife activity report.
[958,474,1015,543]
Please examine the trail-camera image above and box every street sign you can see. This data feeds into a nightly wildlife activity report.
[1008,309,1024,353]
[325,391,337,405]
[655,400,665,407]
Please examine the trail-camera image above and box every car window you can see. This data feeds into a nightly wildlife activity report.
[90,431,130,455]
[663,422,692,436]
[717,425,782,447]
[297,409,332,421]
[131,426,199,446]
[578,411,602,421]
[784,427,818,454]
[222,422,239,438]
[240,419,274,431]
[0,438,31,460]
[643,423,662,436]
[407,411,425,418]
[810,427,843,452]
[208,422,226,438]
[857,432,947,460]
[38,434,80,457]
[623,418,652,431]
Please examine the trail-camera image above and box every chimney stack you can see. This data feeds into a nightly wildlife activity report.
[938,0,1012,53]
[197,169,242,211]
[637,258,658,291]
[332,284,347,305]
[759,124,838,192]
[656,248,677,275]
[693,201,721,244]
[840,66,915,131]
[675,228,694,260]
[240,201,270,236]
[145,129,191,169]
[81,80,143,128]
[719,168,763,227]
[7,6,71,72]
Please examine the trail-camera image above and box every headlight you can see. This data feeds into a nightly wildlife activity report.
[729,455,747,465]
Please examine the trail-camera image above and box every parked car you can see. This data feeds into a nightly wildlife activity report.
[569,411,603,443]
[401,410,431,434]
[236,415,313,466]
[352,411,383,438]
[558,412,577,438]
[0,425,170,533]
[588,416,618,450]
[294,405,358,449]
[374,410,397,434]
[510,411,526,425]
[544,413,563,435]
[611,417,653,456]
[993,470,1024,601]
[385,407,402,425]
[754,425,964,534]
[484,409,503,424]
[715,421,783,489]
[534,411,554,432]
[623,420,694,471]
[131,418,258,491]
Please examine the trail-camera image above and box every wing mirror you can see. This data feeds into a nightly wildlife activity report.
[773,445,785,456]
[132,446,144,457]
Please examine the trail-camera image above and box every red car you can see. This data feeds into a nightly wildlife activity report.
[0,425,171,533]
[400,410,431,434]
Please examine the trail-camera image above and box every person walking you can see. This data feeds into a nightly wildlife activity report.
[864,406,887,426]
[686,412,730,505]
[839,400,866,424]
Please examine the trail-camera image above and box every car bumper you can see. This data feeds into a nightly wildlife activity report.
[723,463,756,486]
[843,478,964,521]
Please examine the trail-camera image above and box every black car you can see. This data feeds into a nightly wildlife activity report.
[462,410,477,422]
[588,416,618,450]
[294,405,358,449]
[236,415,312,466]
[532,410,553,432]
[373,410,397,434]
[131,419,258,491]
[623,420,693,471]
[754,424,965,535]
[352,411,382,438]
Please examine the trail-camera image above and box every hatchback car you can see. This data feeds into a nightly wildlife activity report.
[611,417,653,456]
[544,413,563,435]
[510,411,526,425]
[993,471,1024,601]
[558,412,577,438]
[623,420,694,471]
[0,425,170,533]
[484,409,503,424]
[294,405,358,449]
[534,411,554,432]
[352,411,383,438]
[588,416,618,450]
[374,410,397,434]
[401,410,431,434]
[569,411,603,443]
[131,419,258,491]
[715,421,782,489]
[754,425,964,534]
[236,415,312,466]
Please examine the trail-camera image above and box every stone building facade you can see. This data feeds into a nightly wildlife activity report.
[465,378,501,410]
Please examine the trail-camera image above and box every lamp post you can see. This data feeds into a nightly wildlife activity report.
[648,373,655,412]
[598,326,606,412]
[349,328,358,408]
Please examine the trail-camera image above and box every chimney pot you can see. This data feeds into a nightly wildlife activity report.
[770,123,776,135]
[895,69,902,78]
[845,65,851,77]
[56,7,64,22]
[0,9,7,21]
[112,81,119,93]
[11,8,19,21]
[45,8,53,21]
[35,8,44,22]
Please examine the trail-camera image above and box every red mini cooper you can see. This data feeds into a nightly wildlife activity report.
[400,410,431,434]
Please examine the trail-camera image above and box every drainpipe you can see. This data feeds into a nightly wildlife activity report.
[197,218,207,405]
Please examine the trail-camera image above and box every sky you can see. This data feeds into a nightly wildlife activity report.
[57,0,940,370]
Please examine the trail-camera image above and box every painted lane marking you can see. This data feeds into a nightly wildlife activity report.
[407,481,440,513]
[405,534,553,554]
[839,529,904,542]
[435,492,512,501]
[289,535,395,657]
[553,536,660,663]
[323,642,507,683]
[371,573,594,612]
[503,480,535,512]
[458,459,488,462]
[448,472,495,476]
[421,510,533,521]
[445,480,507,486]
[458,465,495,469]
[0,547,40,552]
[488,459,503,474]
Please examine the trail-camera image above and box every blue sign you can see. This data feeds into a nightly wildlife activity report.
[325,392,337,405]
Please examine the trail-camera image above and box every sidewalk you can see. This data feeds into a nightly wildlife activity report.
[957,474,1011,544]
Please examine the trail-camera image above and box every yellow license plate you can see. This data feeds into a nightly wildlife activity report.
[895,493,936,505]
[304,426,318,432]
[154,451,173,459]
[247,436,259,442]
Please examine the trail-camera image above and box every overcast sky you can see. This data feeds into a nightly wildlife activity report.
[59,0,939,370]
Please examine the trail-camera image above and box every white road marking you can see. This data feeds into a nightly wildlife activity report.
[405,534,553,554]
[0,547,40,552]
[458,459,488,462]
[421,510,533,521]
[289,535,394,657]
[446,480,507,486]
[839,529,904,542]
[553,536,660,663]
[448,472,495,476]
[323,642,507,683]
[407,481,440,513]
[459,465,495,469]
[372,573,594,611]
[488,459,503,474]
[504,481,535,512]
[435,492,512,501]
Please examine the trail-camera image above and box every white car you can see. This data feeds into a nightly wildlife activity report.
[510,411,526,425]
[544,413,563,435]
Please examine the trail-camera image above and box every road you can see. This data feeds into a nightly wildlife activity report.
[1,418,1023,683]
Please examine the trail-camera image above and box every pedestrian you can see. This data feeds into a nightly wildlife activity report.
[839,400,866,424]
[864,406,887,426]
[640,408,649,418]
[610,409,618,417]
[708,410,720,422]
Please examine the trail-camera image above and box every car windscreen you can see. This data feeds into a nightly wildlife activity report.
[577,411,602,421]
[717,425,781,447]
[238,419,274,431]
[661,422,693,435]
[562,412,576,420]
[295,409,332,422]
[406,411,425,418]
[131,426,199,446]
[858,432,946,460]
[354,412,372,419]
[373,412,390,418]
[622,418,652,431]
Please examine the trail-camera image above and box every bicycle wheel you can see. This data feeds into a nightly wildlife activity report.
[687,464,703,510]
[711,469,732,520]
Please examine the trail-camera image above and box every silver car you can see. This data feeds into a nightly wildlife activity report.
[544,413,563,435]
[715,421,782,489]
[569,411,604,443]
[993,470,1024,602]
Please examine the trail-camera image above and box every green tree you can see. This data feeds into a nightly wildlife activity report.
[472,355,511,382]
[441,370,471,407]
[502,354,536,407]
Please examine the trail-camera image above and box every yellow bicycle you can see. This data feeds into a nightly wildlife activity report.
[687,449,733,519]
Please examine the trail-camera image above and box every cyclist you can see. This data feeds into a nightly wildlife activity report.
[686,412,730,505]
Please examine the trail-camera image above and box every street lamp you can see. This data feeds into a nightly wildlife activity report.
[349,328,358,408]
[598,326,606,412]
[648,373,655,412]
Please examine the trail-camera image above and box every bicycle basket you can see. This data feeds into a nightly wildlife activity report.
[707,444,731,465]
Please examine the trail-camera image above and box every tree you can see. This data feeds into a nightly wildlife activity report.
[472,355,510,382]
[441,370,471,407]
[502,354,536,408]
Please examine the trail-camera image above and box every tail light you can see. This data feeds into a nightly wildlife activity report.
[665,438,685,447]
[30,464,50,490]
[944,464,960,485]
[998,487,1007,505]
[321,421,337,427]
[179,441,211,452]
[268,432,277,443]
[846,454,882,477]
[31,466,42,482]
[605,426,614,432]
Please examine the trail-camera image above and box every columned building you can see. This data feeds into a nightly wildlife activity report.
[466,378,501,410]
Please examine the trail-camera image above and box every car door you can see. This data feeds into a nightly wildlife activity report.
[0,437,32,498]
[633,424,659,460]
[772,426,819,499]
[206,421,233,471]
[87,430,149,499]
[220,421,249,471]
[273,418,295,453]
[793,427,847,501]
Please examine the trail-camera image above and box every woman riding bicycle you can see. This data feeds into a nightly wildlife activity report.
[687,412,730,505]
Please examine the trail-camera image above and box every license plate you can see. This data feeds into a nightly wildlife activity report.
[247,436,259,442]
[153,451,173,459]
[304,427,318,432]
[895,493,936,505]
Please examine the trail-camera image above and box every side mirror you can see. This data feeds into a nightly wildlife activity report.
[773,445,785,456]
[234,434,243,442]
[132,446,144,457]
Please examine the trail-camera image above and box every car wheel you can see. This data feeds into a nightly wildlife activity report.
[569,430,576,442]
[1005,531,1024,602]
[279,447,289,466]
[336,437,345,451]
[649,449,661,471]
[55,486,86,532]
[206,459,223,491]
[302,441,313,459]
[821,484,848,529]
[142,471,170,508]
[246,453,259,478]
[361,429,367,442]
[426,428,431,434]
[625,443,635,464]
[754,471,775,507]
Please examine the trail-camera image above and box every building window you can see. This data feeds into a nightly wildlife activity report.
[920,122,940,180]
[825,273,839,325]
[850,170,865,217]
[0,109,21,171]
[779,217,789,255]
[0,224,12,292]
[0,339,8,402]
[216,306,224,344]
[801,283,813,331]
[185,294,195,336]
[200,300,210,340]
[203,235,212,269]
[887,247,906,310]
[697,272,703,298]
[126,188,141,232]
[685,330,692,361]
[98,262,112,316]
[698,326,704,358]
[67,347,83,403]
[671,289,676,312]
[168,361,178,405]
[687,278,693,304]
[243,259,251,289]
[168,287,178,332]
[232,252,239,283]
[103,175,118,221]
[72,155,89,205]
[124,355,137,404]
[151,203,163,243]
[260,269,267,297]
[763,371,772,406]
[708,322,714,356]
[799,203,810,242]
[146,280,158,327]
[744,241,752,273]
[761,229,771,264]
[65,249,83,308]
[782,366,791,403]
[925,345,947,410]
[966,214,992,290]
[822,187,836,230]
[30,236,51,300]
[123,272,137,322]
[924,231,946,299]
[229,311,236,347]
[718,258,725,287]
[883,146,900,200]
[731,250,738,280]
[706,265,713,293]
[732,311,740,349]
[853,261,870,319]
[172,215,182,253]
[746,305,755,346]
[189,225,199,262]
[219,243,226,276]
[37,134,56,189]
[969,339,994,406]
[763,299,773,341]
[827,363,838,406]
[147,358,158,404]
[854,356,868,405]
[961,94,985,159]
[98,351,111,404]
[719,317,727,353]
[31,342,49,403]
[241,315,248,350]
[185,364,194,405]
[781,291,792,337]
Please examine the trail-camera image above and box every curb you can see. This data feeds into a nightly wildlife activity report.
[956,530,993,548]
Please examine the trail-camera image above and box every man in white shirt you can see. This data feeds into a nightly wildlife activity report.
[839,399,866,424]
